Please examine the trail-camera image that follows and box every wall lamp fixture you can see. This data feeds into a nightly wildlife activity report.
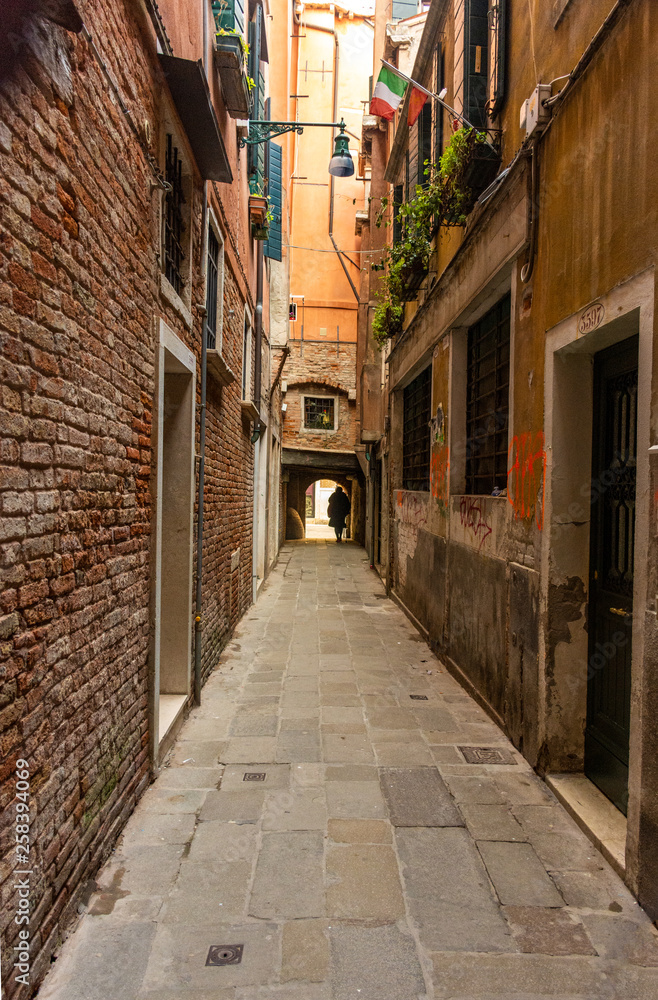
[239,119,355,177]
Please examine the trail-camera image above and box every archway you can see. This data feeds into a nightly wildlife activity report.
[284,466,364,543]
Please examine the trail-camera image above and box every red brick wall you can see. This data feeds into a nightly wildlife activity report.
[0,2,261,994]
[281,341,357,452]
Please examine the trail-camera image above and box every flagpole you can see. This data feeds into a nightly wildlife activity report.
[379,59,498,152]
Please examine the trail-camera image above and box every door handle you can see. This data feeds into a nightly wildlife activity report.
[610,607,632,618]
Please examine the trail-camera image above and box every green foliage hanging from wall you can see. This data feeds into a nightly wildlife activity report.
[371,127,499,347]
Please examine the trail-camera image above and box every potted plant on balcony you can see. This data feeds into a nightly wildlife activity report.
[249,182,273,239]
[370,126,502,346]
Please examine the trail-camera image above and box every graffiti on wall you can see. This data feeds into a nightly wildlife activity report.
[507,432,547,530]
[430,403,445,445]
[396,490,428,527]
[459,496,492,550]
[430,446,450,515]
[429,403,449,515]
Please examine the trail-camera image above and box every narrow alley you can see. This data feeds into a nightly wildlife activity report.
[37,542,658,1000]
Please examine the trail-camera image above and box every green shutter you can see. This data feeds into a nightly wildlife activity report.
[264,142,282,262]
[248,6,267,186]
[212,0,244,34]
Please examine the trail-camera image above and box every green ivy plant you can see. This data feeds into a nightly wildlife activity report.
[371,126,489,347]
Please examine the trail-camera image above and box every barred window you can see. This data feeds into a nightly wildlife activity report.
[403,366,431,491]
[206,227,220,350]
[304,397,335,430]
[465,294,510,494]
[164,134,186,295]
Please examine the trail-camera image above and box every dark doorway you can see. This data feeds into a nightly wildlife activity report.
[585,335,638,815]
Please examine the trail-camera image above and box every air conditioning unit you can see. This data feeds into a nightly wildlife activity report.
[520,84,551,138]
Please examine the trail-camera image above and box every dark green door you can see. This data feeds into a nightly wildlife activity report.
[585,336,638,815]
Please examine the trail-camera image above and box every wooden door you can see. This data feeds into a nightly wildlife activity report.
[585,336,638,815]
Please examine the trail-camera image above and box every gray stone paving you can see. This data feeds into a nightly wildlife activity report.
[37,541,658,1000]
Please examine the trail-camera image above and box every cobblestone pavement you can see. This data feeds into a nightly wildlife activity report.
[38,542,658,1000]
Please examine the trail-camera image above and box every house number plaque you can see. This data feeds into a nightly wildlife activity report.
[578,302,605,336]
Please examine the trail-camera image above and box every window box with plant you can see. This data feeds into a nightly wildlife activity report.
[248,181,274,240]
[213,33,252,118]
[212,0,252,120]
[371,126,501,347]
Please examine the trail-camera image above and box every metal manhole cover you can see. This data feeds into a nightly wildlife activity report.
[243,772,266,781]
[458,746,516,765]
[206,944,243,966]
[410,694,428,700]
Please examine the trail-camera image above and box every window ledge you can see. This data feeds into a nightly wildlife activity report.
[160,273,193,329]
[241,399,260,422]
[207,348,237,386]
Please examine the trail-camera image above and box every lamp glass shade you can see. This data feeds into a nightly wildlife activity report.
[328,153,355,177]
[328,131,354,177]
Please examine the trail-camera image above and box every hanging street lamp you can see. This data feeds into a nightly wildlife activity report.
[239,118,355,177]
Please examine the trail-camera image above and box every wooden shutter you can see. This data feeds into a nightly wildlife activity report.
[264,142,282,262]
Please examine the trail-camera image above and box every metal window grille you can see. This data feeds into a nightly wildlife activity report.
[434,45,444,163]
[242,316,251,399]
[403,366,431,491]
[206,228,220,350]
[418,102,432,187]
[304,397,335,430]
[465,294,510,494]
[164,134,186,295]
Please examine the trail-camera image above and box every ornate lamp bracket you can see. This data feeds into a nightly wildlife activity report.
[239,119,348,148]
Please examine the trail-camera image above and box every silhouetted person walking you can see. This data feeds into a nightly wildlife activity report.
[327,485,351,543]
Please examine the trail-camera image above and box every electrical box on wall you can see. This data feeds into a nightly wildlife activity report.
[520,84,551,138]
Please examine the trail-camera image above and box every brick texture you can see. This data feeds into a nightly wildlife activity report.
[282,341,357,451]
[0,2,260,995]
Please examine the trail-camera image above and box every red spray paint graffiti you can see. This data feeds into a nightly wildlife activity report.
[396,491,428,527]
[507,432,547,530]
[459,496,492,550]
[430,446,450,514]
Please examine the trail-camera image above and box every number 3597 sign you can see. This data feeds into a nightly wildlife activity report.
[578,302,605,336]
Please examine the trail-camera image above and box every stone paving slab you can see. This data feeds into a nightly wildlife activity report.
[396,827,514,952]
[478,841,566,907]
[329,924,427,1000]
[35,542,657,1000]
[379,767,464,826]
[141,922,281,992]
[249,831,325,918]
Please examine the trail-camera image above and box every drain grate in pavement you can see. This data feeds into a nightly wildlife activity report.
[206,944,243,966]
[409,694,428,700]
[458,746,517,765]
[243,772,266,781]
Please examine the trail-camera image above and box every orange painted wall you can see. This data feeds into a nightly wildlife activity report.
[287,7,373,344]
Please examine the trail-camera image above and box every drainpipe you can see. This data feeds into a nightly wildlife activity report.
[255,241,264,422]
[194,1,211,706]
[251,239,265,602]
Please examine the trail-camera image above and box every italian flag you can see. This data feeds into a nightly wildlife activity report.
[370,65,428,125]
